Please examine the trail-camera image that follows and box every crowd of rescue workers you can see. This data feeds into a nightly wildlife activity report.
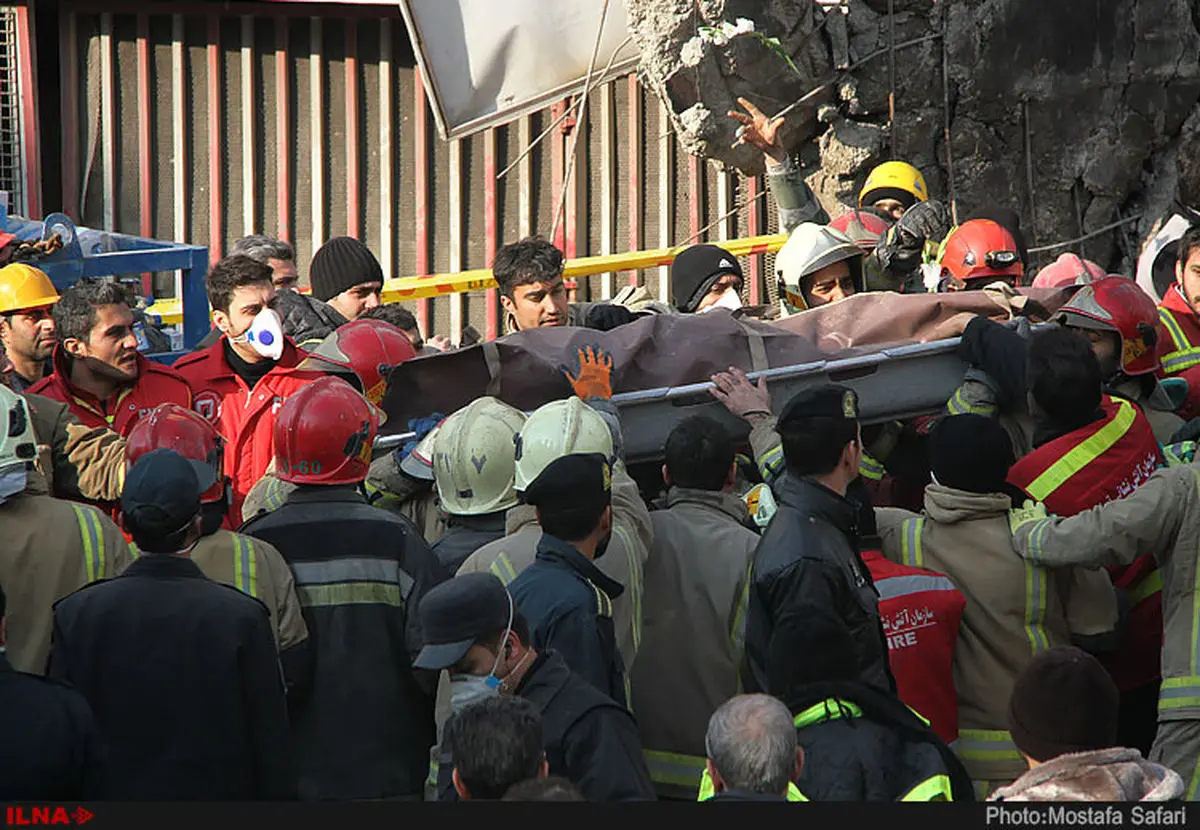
[3,100,1200,805]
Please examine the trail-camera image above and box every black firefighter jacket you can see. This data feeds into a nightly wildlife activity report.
[0,653,108,800]
[46,555,295,800]
[435,649,656,802]
[509,534,628,707]
[429,511,506,574]
[741,474,895,696]
[240,484,448,800]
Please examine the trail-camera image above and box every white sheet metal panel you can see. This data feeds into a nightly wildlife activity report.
[397,0,637,140]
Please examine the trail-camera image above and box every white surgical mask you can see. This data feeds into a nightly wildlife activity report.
[231,307,284,360]
[701,288,743,313]
[448,589,515,713]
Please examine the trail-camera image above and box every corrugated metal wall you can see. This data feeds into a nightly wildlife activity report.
[59,1,772,341]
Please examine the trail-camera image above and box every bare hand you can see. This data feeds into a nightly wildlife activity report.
[727,97,786,163]
[710,366,772,420]
[426,335,452,352]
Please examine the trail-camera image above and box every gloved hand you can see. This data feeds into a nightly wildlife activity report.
[561,345,614,401]
[875,200,953,277]
[583,303,636,332]
[398,412,445,460]
[1008,499,1049,537]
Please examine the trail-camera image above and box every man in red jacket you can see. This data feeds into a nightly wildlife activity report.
[1158,224,1200,420]
[30,278,192,437]
[173,255,323,527]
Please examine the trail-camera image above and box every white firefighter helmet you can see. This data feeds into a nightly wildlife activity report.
[774,222,865,312]
[0,385,36,501]
[514,397,613,492]
[433,397,527,516]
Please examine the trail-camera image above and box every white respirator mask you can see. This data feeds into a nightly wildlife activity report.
[701,287,744,313]
[231,307,284,360]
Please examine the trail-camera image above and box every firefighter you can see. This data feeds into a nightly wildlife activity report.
[416,573,656,802]
[766,606,974,801]
[123,404,310,690]
[173,255,325,527]
[240,317,418,524]
[456,347,653,687]
[0,581,108,800]
[1009,465,1200,801]
[193,236,301,351]
[29,278,193,437]
[239,376,447,801]
[0,384,132,675]
[429,396,526,573]
[739,384,895,697]
[0,263,57,392]
[634,415,759,799]
[935,219,1025,293]
[1030,253,1107,289]
[366,419,447,544]
[1156,224,1200,420]
[48,449,294,800]
[773,223,865,315]
[876,414,1120,797]
[699,695,802,802]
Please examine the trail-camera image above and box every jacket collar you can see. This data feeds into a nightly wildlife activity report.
[514,648,569,698]
[47,345,145,413]
[505,503,539,535]
[444,511,508,532]
[1163,282,1195,318]
[534,533,625,599]
[775,473,857,535]
[281,483,367,506]
[198,335,308,382]
[124,552,209,579]
[665,486,755,528]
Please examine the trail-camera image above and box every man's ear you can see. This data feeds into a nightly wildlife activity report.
[705,758,726,793]
[1178,261,1185,285]
[212,309,232,337]
[499,294,516,316]
[452,766,471,800]
[793,746,805,783]
[62,337,88,360]
[538,756,550,779]
[725,460,738,491]
[661,464,670,487]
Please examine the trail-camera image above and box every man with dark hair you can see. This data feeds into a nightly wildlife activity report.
[508,453,626,706]
[670,244,745,314]
[503,776,585,801]
[634,415,760,798]
[415,572,655,802]
[877,414,1119,797]
[766,607,973,801]
[1024,327,1105,431]
[0,263,58,392]
[442,696,548,800]
[229,235,298,291]
[173,255,323,528]
[30,278,192,443]
[991,647,1183,801]
[1156,223,1200,420]
[309,236,383,323]
[48,449,294,799]
[359,304,450,354]
[0,580,108,800]
[741,384,895,697]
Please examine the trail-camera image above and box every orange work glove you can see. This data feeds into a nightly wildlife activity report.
[561,345,614,401]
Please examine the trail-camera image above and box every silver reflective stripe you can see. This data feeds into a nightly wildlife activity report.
[875,573,958,601]
[290,557,415,596]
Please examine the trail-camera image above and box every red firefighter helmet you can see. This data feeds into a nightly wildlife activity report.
[1031,253,1107,289]
[299,318,418,406]
[125,404,226,504]
[274,375,381,485]
[937,219,1024,287]
[828,209,893,253]
[1055,275,1163,376]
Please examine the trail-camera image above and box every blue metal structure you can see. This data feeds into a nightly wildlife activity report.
[0,202,210,364]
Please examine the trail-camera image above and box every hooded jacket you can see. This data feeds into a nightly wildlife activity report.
[273,289,348,350]
[990,749,1184,802]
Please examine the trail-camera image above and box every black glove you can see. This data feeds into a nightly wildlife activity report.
[1169,417,1200,446]
[583,303,636,332]
[957,316,1029,411]
[875,200,953,277]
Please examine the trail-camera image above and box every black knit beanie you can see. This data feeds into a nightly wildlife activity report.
[670,244,743,312]
[309,236,384,302]
[928,414,1014,494]
[1008,646,1119,763]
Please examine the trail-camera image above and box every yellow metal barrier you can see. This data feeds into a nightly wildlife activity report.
[145,232,790,326]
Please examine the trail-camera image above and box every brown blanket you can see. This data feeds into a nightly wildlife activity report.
[380,287,1074,431]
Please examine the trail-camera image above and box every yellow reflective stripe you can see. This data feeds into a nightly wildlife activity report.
[859,452,885,481]
[427,757,440,791]
[952,729,1024,762]
[1188,758,1200,801]
[489,553,519,585]
[1023,561,1050,653]
[899,518,924,568]
[1160,307,1192,350]
[696,768,807,802]
[730,560,753,657]
[1157,309,1200,371]
[1157,677,1200,714]
[794,698,863,729]
[128,541,140,560]
[612,523,641,653]
[947,388,997,417]
[263,477,286,512]
[70,503,101,583]
[587,579,613,619]
[297,582,404,607]
[758,444,785,483]
[644,750,707,789]
[1126,569,1163,607]
[1022,399,1138,500]
[233,536,259,599]
[901,774,954,802]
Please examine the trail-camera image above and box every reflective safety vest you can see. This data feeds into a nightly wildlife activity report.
[1008,395,1165,692]
[696,767,807,802]
[862,549,965,745]
[1158,284,1200,420]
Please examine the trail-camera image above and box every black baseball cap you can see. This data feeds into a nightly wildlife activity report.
[779,384,859,428]
[521,452,612,517]
[120,448,214,535]
[414,573,512,670]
